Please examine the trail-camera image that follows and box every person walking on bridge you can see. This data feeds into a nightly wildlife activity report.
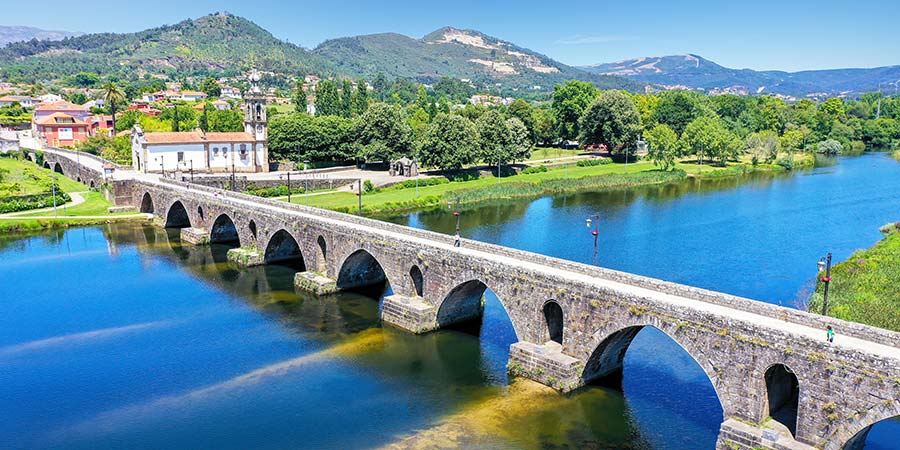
[826,326,835,343]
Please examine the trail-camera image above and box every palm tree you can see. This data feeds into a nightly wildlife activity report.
[101,82,126,135]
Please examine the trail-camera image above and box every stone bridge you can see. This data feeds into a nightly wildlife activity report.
[43,149,900,450]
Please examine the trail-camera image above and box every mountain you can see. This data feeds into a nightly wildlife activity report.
[0,14,335,82]
[313,26,642,92]
[0,26,82,47]
[580,54,900,97]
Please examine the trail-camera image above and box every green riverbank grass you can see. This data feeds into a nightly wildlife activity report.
[0,157,86,194]
[808,223,900,332]
[0,188,147,233]
[292,152,813,214]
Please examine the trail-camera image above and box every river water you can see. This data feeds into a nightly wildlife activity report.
[2,153,899,449]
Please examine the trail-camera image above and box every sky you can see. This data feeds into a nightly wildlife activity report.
[3,0,899,72]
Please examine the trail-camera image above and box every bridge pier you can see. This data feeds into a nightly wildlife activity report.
[381,295,437,333]
[294,271,338,295]
[717,418,815,450]
[180,227,210,245]
[508,341,583,392]
[227,247,264,268]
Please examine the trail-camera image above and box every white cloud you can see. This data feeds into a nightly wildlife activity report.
[554,35,637,45]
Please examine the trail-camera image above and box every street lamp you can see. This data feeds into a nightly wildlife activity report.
[303,159,310,206]
[586,214,600,266]
[449,197,461,247]
[817,253,833,316]
[280,172,292,203]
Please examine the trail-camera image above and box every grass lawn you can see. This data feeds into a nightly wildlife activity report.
[0,157,87,194]
[808,224,900,332]
[524,147,587,163]
[15,192,131,217]
[288,152,813,214]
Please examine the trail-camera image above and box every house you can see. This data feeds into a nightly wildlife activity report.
[0,95,37,108]
[87,115,114,136]
[34,112,90,146]
[37,93,63,104]
[32,101,91,140]
[126,104,162,117]
[212,99,231,110]
[178,91,208,102]
[221,87,242,100]
[304,75,321,84]
[131,70,269,174]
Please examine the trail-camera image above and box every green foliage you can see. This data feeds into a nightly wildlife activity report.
[245,184,305,197]
[475,109,515,165]
[418,113,478,171]
[200,76,221,97]
[520,165,548,174]
[160,104,198,132]
[0,191,72,214]
[71,72,100,87]
[315,80,342,117]
[575,158,612,167]
[76,135,132,164]
[363,179,375,193]
[357,103,413,162]
[808,224,900,332]
[506,117,532,161]
[816,139,843,155]
[652,90,709,135]
[268,112,356,162]
[681,116,741,166]
[745,131,780,165]
[578,90,641,156]
[644,123,678,170]
[552,80,599,140]
[294,81,308,112]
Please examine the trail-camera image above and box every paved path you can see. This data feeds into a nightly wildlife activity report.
[0,213,151,220]
[0,191,87,217]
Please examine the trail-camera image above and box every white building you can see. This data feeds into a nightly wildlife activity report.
[131,71,269,174]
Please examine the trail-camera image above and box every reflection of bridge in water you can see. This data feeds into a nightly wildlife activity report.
[44,148,900,450]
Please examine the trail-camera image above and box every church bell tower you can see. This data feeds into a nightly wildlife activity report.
[244,69,268,142]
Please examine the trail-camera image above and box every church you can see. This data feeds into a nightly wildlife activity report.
[131,70,269,174]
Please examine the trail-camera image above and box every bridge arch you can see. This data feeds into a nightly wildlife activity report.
[248,220,258,244]
[139,192,154,214]
[53,162,63,175]
[210,214,240,245]
[264,229,306,268]
[409,265,424,297]
[316,235,327,271]
[582,322,723,403]
[89,180,95,189]
[542,300,564,344]
[336,249,389,294]
[831,403,900,450]
[164,200,191,228]
[764,363,800,437]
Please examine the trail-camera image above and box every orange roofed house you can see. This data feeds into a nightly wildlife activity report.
[130,70,269,173]
[32,101,92,146]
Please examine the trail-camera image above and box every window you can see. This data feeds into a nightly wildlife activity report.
[177,152,184,163]
[213,147,219,156]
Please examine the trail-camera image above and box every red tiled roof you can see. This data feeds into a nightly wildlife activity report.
[35,100,88,112]
[35,112,88,126]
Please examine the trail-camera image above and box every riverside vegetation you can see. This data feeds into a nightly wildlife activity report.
[808,223,900,332]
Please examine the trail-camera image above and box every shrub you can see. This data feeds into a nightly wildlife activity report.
[245,184,305,198]
[520,165,548,174]
[576,158,612,167]
[363,179,375,193]
[0,191,72,214]
[390,177,449,190]
[776,155,795,170]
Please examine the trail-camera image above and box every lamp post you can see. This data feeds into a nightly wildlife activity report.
[281,172,292,203]
[357,178,362,215]
[230,150,236,191]
[586,214,600,266]
[303,160,309,206]
[449,197,461,246]
[189,160,194,183]
[51,173,58,217]
[817,253,833,316]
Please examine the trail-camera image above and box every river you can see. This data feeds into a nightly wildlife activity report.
[2,153,899,449]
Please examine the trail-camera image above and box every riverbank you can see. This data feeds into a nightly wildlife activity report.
[0,190,148,233]
[808,223,900,332]
[291,153,813,215]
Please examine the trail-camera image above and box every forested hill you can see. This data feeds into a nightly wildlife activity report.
[580,54,900,97]
[0,13,336,82]
[313,26,643,92]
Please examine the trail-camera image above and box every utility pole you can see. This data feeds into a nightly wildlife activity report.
[357,179,362,215]
[190,160,194,183]
[818,253,833,316]
[51,174,58,217]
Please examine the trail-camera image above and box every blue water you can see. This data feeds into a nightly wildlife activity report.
[2,153,899,449]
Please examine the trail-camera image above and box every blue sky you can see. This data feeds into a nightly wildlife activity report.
[4,0,899,72]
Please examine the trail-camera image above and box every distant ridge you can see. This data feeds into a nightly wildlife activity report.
[579,54,900,97]
[0,26,82,47]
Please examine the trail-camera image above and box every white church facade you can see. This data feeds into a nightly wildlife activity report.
[131,71,270,174]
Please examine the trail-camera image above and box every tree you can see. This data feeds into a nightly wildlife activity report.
[506,117,532,161]
[200,77,221,97]
[746,131,780,164]
[268,113,356,162]
[293,81,307,113]
[475,109,514,166]
[161,103,197,132]
[507,99,535,143]
[72,72,100,88]
[552,80,599,140]
[533,109,557,146]
[340,79,353,117]
[315,80,341,116]
[372,72,388,101]
[101,82,126,134]
[418,113,478,170]
[652,90,707,135]
[356,103,413,162]
[352,79,368,116]
[644,124,678,170]
[66,91,88,105]
[817,139,843,155]
[578,91,642,158]
[780,129,806,152]
[681,116,740,166]
[207,109,243,132]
